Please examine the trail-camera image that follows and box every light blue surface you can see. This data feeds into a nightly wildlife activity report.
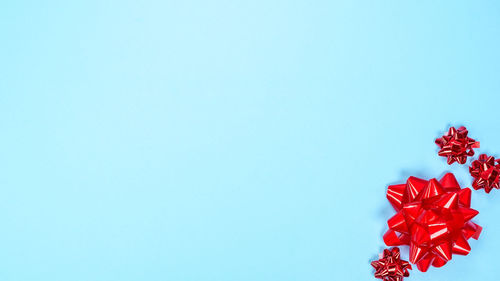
[1,1,500,280]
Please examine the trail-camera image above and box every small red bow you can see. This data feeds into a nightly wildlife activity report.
[371,247,411,281]
[470,154,500,193]
[435,126,479,164]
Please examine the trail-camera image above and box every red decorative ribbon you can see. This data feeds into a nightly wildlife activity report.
[371,247,411,281]
[435,126,479,164]
[470,154,500,193]
[383,173,482,272]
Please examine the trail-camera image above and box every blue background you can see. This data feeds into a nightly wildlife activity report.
[1,1,500,280]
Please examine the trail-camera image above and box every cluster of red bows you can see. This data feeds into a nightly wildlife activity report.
[371,126,491,281]
[371,247,411,281]
[436,127,500,193]
[435,126,479,165]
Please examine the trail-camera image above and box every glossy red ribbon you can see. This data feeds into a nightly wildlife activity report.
[383,173,482,272]
[435,126,479,164]
[371,247,411,281]
[470,154,500,193]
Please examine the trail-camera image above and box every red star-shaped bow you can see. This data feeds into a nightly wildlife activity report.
[383,173,482,272]
[470,154,500,193]
[371,247,411,281]
[435,126,479,164]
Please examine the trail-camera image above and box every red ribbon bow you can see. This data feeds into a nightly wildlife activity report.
[371,247,411,281]
[470,154,500,193]
[435,126,479,164]
[383,173,482,272]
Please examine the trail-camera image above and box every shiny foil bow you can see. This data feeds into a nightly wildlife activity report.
[435,126,479,164]
[470,154,500,193]
[371,247,411,281]
[383,173,482,272]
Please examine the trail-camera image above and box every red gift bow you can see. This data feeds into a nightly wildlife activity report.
[435,126,479,164]
[470,154,500,193]
[383,173,482,272]
[371,247,412,281]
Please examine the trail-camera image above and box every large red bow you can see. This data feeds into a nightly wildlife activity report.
[383,173,482,272]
